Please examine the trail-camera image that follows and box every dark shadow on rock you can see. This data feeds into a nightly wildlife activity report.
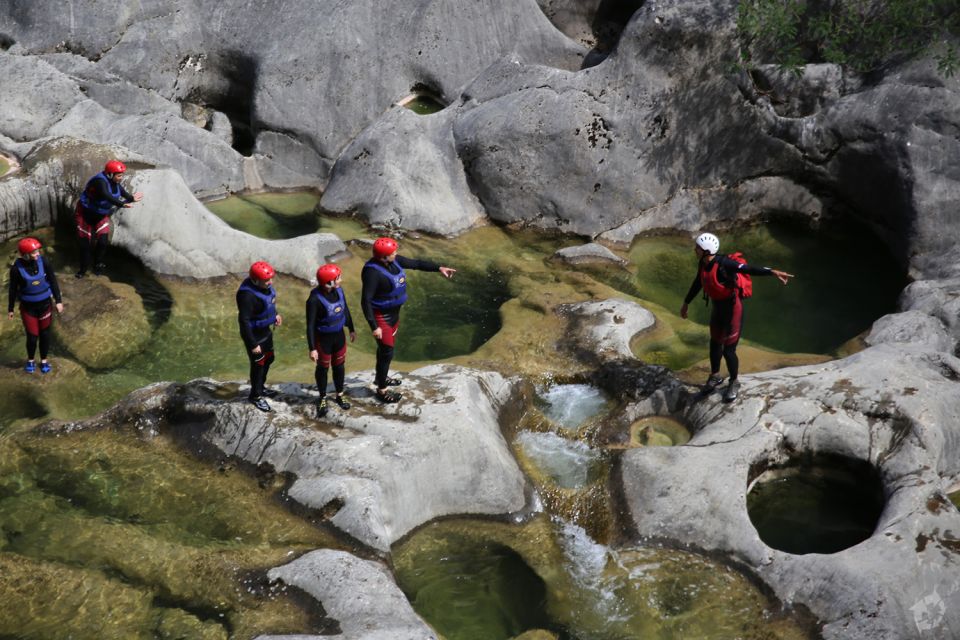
[191,49,260,156]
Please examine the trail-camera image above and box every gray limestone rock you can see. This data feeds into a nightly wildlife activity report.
[262,550,437,640]
[0,53,86,142]
[559,298,654,363]
[618,344,960,640]
[115,168,346,279]
[553,242,627,266]
[169,365,527,551]
[865,310,955,354]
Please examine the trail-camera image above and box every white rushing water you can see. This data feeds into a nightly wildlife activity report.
[538,383,608,429]
[516,431,601,488]
[556,518,631,626]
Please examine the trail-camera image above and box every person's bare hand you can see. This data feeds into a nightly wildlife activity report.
[439,266,456,279]
[372,327,383,340]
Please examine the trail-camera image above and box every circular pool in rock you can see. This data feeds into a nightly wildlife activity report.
[629,416,690,447]
[747,454,885,554]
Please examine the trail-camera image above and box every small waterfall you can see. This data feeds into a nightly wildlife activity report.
[555,519,630,625]
[516,431,600,489]
[537,383,608,429]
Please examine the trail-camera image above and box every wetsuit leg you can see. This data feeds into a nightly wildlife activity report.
[710,298,743,378]
[314,332,335,396]
[20,306,49,360]
[248,334,275,400]
[77,237,94,274]
[373,309,400,389]
[331,332,347,394]
[93,234,109,268]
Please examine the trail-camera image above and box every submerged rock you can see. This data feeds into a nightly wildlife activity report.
[56,277,152,369]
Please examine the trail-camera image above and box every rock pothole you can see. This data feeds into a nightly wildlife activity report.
[747,453,884,554]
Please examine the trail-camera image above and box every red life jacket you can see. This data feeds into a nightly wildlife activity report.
[699,252,753,301]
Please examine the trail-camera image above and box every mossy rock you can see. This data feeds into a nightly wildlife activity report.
[56,277,152,369]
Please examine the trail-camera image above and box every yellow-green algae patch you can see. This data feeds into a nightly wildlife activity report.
[951,491,960,509]
[629,416,691,447]
[0,426,344,639]
[393,516,815,640]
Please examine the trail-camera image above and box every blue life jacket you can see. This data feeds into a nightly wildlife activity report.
[364,260,407,309]
[238,279,277,329]
[313,287,347,333]
[16,258,52,303]
[79,172,123,216]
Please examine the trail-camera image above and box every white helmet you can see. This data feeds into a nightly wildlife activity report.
[695,232,720,255]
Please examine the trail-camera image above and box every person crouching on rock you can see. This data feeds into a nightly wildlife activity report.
[75,159,144,278]
[7,237,63,374]
[360,237,456,403]
[307,263,356,418]
[679,232,793,403]
[237,261,283,412]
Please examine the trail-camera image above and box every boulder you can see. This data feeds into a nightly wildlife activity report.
[114,168,347,280]
[262,549,436,640]
[619,344,960,640]
[558,298,655,363]
[116,365,528,552]
[552,242,626,266]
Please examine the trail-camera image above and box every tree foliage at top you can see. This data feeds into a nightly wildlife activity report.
[737,0,960,76]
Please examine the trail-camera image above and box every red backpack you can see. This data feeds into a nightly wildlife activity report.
[728,252,753,299]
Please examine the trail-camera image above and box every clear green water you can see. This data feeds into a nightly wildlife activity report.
[587,219,906,355]
[402,96,446,115]
[204,192,368,240]
[0,427,341,639]
[393,518,815,640]
[747,461,885,554]
[0,157,9,176]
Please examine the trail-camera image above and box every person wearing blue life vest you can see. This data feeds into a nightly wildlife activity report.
[237,261,283,412]
[7,238,64,374]
[306,263,356,418]
[680,232,793,403]
[74,159,144,278]
[360,237,456,403]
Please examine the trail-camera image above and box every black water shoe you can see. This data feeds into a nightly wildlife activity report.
[723,380,741,403]
[705,373,724,389]
[376,389,401,403]
[317,396,328,418]
[333,395,351,410]
[250,397,272,412]
[384,376,402,386]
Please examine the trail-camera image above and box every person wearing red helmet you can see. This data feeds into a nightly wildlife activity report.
[74,159,144,278]
[7,237,64,374]
[237,261,283,411]
[306,263,356,418]
[360,237,456,403]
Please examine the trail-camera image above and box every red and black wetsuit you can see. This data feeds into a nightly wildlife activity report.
[361,255,441,389]
[306,287,355,397]
[75,172,136,275]
[237,279,278,401]
[684,254,774,381]
[8,256,62,361]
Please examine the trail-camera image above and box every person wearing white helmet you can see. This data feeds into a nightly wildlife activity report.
[680,232,793,402]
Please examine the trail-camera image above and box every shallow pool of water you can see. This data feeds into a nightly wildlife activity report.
[393,517,816,640]
[589,218,905,357]
[748,461,885,554]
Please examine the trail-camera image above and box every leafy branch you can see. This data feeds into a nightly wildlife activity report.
[737,0,960,76]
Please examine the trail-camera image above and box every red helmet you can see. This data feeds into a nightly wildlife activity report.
[316,263,342,285]
[17,237,42,255]
[249,261,275,281]
[104,159,126,174]
[372,236,398,259]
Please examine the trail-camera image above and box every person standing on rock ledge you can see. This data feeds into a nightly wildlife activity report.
[361,237,456,403]
[237,261,283,412]
[7,238,64,374]
[306,263,356,418]
[75,159,143,278]
[680,232,793,403]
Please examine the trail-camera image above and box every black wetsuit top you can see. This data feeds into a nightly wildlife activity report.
[8,256,62,315]
[306,289,356,350]
[360,255,441,329]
